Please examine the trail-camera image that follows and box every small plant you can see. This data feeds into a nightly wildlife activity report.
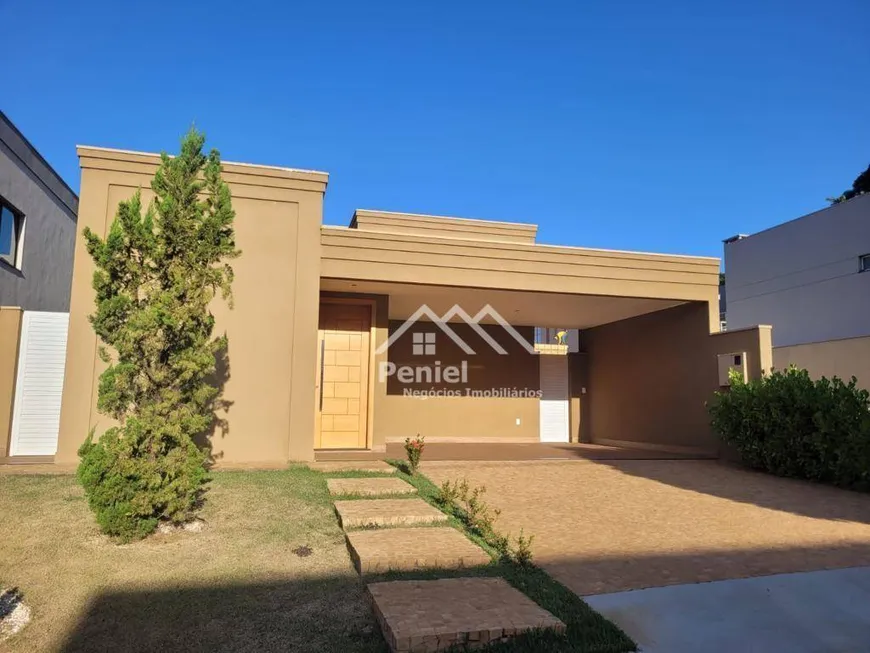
[438,477,502,541]
[512,529,535,566]
[403,434,425,474]
[438,478,461,507]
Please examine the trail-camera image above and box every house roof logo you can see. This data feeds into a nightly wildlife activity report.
[375,304,538,356]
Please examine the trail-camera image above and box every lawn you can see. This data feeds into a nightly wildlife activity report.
[0,467,384,653]
[0,464,634,653]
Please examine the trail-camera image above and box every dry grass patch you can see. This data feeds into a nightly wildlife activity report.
[0,467,384,653]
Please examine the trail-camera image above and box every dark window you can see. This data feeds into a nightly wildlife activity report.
[0,200,23,268]
[860,254,870,273]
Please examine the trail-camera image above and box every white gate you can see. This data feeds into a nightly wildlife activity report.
[539,354,569,442]
[9,311,69,456]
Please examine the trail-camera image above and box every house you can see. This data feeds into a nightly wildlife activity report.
[20,145,771,466]
[0,111,79,311]
[725,194,870,388]
[0,112,78,461]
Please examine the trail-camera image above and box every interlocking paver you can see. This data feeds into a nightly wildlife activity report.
[368,577,565,652]
[310,460,395,473]
[424,459,870,596]
[327,477,416,497]
[334,498,448,529]
[347,527,490,573]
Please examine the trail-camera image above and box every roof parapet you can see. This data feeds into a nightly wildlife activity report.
[350,209,537,244]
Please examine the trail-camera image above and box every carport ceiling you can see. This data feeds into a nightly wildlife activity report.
[320,279,687,329]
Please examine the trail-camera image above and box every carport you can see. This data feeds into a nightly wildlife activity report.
[316,210,771,457]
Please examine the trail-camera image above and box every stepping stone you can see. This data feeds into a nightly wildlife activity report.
[327,477,416,497]
[347,527,490,573]
[334,498,447,529]
[310,460,395,473]
[368,577,566,652]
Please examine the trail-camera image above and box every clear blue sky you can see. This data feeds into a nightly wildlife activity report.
[2,0,868,260]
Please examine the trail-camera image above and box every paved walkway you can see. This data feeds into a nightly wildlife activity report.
[586,566,870,653]
[316,462,565,652]
[422,459,870,596]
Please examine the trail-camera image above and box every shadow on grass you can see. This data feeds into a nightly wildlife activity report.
[57,575,386,653]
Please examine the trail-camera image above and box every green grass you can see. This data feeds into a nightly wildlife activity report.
[0,466,386,653]
[320,460,636,653]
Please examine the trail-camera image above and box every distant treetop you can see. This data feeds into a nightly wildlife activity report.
[829,163,870,204]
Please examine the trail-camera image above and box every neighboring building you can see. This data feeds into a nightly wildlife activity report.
[0,111,79,311]
[725,194,870,387]
[6,145,771,465]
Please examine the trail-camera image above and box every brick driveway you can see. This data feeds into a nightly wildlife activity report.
[423,459,870,596]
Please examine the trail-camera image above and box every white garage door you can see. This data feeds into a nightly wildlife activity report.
[539,354,569,442]
[9,311,69,456]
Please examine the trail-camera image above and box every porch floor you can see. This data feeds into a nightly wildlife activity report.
[315,442,713,463]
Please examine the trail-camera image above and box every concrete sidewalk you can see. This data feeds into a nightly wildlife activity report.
[586,566,870,653]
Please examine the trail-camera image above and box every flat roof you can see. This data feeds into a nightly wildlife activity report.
[0,110,79,215]
[75,144,330,178]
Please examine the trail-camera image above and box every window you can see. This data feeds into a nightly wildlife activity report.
[0,200,23,268]
[860,254,870,273]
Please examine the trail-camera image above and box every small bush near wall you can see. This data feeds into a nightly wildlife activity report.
[709,367,870,491]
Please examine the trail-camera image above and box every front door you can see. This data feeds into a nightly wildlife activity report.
[316,302,371,449]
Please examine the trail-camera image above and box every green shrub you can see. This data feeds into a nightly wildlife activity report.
[709,367,870,490]
[78,129,238,541]
[77,427,209,542]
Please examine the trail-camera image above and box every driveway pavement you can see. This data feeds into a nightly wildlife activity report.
[586,566,870,653]
[422,459,870,596]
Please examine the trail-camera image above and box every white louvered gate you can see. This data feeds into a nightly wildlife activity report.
[9,311,69,456]
[538,354,569,442]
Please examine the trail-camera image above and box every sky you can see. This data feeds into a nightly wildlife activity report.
[2,0,868,261]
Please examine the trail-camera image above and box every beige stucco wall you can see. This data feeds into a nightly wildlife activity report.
[0,306,22,458]
[54,146,726,465]
[773,336,870,390]
[55,148,327,465]
[321,226,722,330]
[582,302,772,454]
[350,209,538,244]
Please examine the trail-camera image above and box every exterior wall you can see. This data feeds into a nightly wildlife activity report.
[351,209,538,244]
[774,335,870,391]
[321,291,544,446]
[0,306,23,458]
[0,113,78,311]
[582,302,772,454]
[374,320,541,443]
[322,226,722,330]
[568,352,589,443]
[725,194,870,347]
[56,148,327,465]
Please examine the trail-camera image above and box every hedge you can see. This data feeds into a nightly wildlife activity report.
[708,367,870,491]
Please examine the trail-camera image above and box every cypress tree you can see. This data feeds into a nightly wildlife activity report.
[77,128,240,541]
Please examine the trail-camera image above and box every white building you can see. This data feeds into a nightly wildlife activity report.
[724,193,870,387]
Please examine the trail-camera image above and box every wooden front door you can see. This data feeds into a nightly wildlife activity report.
[316,302,372,449]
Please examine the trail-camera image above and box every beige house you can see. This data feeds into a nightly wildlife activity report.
[3,146,773,466]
